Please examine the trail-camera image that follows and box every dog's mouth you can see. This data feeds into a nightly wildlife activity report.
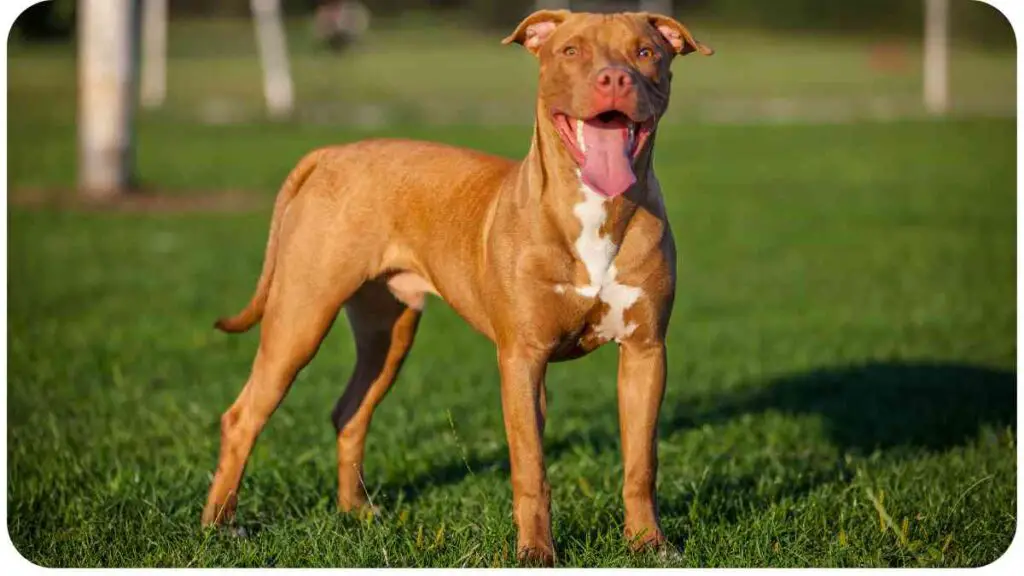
[553,110,655,198]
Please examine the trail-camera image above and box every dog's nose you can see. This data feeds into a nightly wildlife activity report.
[595,67,634,96]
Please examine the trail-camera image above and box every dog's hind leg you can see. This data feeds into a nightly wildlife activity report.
[202,204,368,527]
[331,281,422,512]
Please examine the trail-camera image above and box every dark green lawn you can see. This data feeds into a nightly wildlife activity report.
[6,117,1017,567]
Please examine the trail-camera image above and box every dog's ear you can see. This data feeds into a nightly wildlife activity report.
[502,9,570,56]
[644,13,713,56]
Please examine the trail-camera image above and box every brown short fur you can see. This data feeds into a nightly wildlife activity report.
[201,10,711,566]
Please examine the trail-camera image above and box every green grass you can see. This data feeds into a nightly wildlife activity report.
[6,116,1016,567]
[5,12,1017,566]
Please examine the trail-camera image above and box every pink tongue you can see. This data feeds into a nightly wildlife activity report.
[580,121,635,198]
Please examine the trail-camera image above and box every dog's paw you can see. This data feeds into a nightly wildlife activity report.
[358,504,382,521]
[338,499,382,521]
[626,527,678,558]
[654,540,683,564]
[200,501,237,528]
[516,544,556,567]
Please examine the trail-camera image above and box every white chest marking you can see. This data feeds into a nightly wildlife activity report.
[572,178,617,298]
[567,182,644,341]
[556,127,644,342]
[593,264,642,341]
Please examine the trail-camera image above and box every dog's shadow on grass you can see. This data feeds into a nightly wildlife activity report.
[379,361,1016,519]
[663,360,1016,454]
[653,360,1016,550]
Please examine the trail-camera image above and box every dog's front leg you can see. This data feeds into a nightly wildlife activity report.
[497,344,554,566]
[617,340,669,551]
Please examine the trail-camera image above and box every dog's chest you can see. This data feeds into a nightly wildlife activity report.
[553,179,645,346]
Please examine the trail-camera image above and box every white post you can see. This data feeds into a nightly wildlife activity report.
[923,0,949,115]
[639,0,672,15]
[78,0,137,197]
[141,0,168,109]
[251,0,294,119]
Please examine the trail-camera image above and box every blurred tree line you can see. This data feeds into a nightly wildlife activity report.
[13,0,1013,47]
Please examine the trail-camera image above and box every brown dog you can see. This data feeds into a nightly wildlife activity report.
[201,9,711,565]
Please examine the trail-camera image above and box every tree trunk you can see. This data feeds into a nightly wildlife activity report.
[923,0,949,115]
[141,0,168,109]
[78,0,138,198]
[251,0,294,119]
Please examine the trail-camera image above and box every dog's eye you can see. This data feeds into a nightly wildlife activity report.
[563,46,578,57]
[638,46,654,59]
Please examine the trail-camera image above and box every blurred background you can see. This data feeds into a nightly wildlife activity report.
[6,2,1018,568]
[6,0,1016,197]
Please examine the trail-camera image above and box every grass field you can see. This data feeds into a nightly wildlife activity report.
[5,13,1018,569]
[7,117,1016,567]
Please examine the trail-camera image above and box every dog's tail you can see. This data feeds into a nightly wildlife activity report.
[214,150,324,333]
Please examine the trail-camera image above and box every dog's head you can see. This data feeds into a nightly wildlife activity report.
[504,10,712,198]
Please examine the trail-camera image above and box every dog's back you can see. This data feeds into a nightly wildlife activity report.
[311,138,517,211]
